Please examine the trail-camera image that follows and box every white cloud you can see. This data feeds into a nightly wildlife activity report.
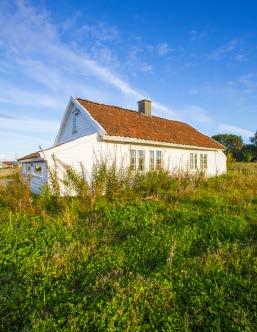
[75,23,119,42]
[0,116,59,135]
[209,39,239,61]
[180,105,212,123]
[189,30,208,42]
[0,0,174,117]
[0,81,65,109]
[157,42,173,56]
[217,124,254,139]
[238,73,257,88]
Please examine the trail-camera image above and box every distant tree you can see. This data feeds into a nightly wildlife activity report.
[240,149,254,162]
[250,131,257,147]
[212,134,243,152]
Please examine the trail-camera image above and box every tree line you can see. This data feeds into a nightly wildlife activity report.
[212,131,257,162]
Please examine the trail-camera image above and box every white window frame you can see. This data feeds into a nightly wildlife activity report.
[156,150,163,170]
[200,153,208,170]
[149,150,155,170]
[149,150,163,171]
[137,150,145,171]
[130,150,137,171]
[190,153,198,170]
[130,149,145,171]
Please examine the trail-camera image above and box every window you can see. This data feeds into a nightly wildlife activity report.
[149,150,163,170]
[26,164,31,173]
[130,149,145,171]
[156,150,163,170]
[34,165,42,175]
[130,150,137,171]
[149,150,155,170]
[72,109,80,134]
[138,150,145,171]
[200,154,208,170]
[190,153,198,170]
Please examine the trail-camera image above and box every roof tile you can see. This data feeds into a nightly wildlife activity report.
[77,98,223,149]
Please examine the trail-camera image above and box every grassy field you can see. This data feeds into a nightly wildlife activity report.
[0,163,257,331]
[0,167,18,178]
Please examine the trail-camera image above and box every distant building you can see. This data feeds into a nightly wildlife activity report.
[0,161,17,168]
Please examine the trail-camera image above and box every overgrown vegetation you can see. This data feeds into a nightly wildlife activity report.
[0,164,257,331]
[212,132,257,162]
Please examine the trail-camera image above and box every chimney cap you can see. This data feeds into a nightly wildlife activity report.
[137,99,152,103]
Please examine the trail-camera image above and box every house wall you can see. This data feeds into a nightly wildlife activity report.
[41,133,226,195]
[22,161,47,194]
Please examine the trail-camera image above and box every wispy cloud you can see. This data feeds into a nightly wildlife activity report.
[217,124,254,139]
[208,39,247,62]
[209,39,238,60]
[0,0,175,117]
[157,42,173,56]
[75,23,119,42]
[0,113,18,120]
[189,30,208,42]
[238,73,257,88]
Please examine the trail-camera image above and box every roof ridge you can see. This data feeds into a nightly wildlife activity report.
[76,97,188,126]
[76,97,138,114]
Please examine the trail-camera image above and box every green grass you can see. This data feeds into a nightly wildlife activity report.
[0,164,257,331]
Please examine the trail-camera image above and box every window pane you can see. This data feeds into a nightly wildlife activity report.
[200,154,203,169]
[34,165,42,174]
[204,154,208,169]
[137,150,145,171]
[130,150,136,170]
[156,150,162,170]
[190,153,194,169]
[149,150,155,170]
[194,154,198,169]
[200,154,208,170]
[190,153,198,170]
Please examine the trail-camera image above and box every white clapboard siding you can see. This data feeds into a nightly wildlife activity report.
[57,107,97,145]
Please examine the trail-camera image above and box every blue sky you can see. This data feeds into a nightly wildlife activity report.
[1,0,257,160]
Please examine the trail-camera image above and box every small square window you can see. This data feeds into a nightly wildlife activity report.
[34,165,42,174]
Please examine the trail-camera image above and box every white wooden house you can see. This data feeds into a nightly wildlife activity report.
[18,97,226,194]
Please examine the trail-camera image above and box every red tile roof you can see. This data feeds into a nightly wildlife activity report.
[77,98,224,150]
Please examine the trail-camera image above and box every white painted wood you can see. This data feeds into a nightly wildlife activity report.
[54,97,106,146]
[21,97,227,195]
[40,134,226,195]
[56,105,97,145]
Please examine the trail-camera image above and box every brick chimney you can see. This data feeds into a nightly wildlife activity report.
[138,99,152,116]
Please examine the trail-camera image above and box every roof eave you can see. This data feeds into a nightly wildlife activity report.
[101,135,224,151]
